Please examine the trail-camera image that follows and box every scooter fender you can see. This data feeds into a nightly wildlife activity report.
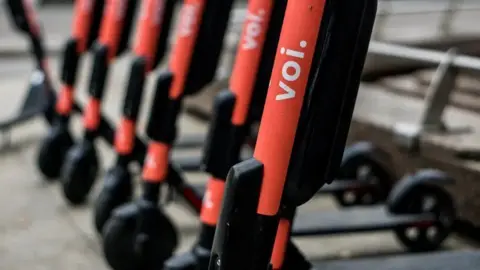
[387,169,454,213]
[339,141,395,178]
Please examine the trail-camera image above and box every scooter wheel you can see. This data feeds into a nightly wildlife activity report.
[93,165,133,234]
[102,200,178,270]
[37,125,74,180]
[394,185,455,252]
[60,140,99,205]
[335,143,394,207]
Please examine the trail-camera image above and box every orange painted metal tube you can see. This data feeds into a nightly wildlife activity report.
[254,0,326,216]
[168,0,207,99]
[72,0,96,52]
[133,0,166,70]
[230,0,274,126]
[98,0,129,61]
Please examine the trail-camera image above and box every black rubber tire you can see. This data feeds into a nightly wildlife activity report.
[334,157,393,207]
[102,205,178,270]
[394,185,455,252]
[60,142,99,205]
[37,126,74,180]
[93,166,132,234]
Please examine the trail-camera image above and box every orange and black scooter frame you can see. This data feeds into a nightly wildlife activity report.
[165,1,287,269]
[2,0,132,158]
[36,0,106,180]
[58,0,139,205]
[209,0,376,270]
[100,0,236,269]
[4,0,55,120]
[3,0,181,188]
[92,0,176,235]
[1,0,99,142]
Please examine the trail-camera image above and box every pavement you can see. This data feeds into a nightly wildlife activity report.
[0,2,479,270]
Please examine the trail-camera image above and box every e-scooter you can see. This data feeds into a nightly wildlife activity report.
[208,0,375,267]
[100,1,237,269]
[2,0,65,138]
[92,0,176,234]
[59,0,139,205]
[165,1,288,269]
[209,1,457,269]
[37,0,106,180]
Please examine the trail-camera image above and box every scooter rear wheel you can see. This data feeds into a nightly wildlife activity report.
[334,158,393,207]
[394,185,455,252]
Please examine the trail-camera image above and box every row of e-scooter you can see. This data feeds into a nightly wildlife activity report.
[4,0,463,269]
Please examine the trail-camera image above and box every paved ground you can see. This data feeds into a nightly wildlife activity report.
[0,2,479,270]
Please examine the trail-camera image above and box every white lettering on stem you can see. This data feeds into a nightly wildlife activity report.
[275,40,307,101]
[242,9,265,50]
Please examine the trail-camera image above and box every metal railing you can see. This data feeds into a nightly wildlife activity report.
[374,0,480,39]
[219,1,480,154]
[228,0,480,41]
[219,0,480,80]
[372,43,480,152]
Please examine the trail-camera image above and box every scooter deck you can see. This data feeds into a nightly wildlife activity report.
[312,250,480,270]
[189,179,365,198]
[317,179,375,193]
[291,205,433,236]
[175,134,206,149]
[174,156,204,172]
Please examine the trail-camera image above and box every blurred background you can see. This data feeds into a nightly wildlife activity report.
[2,1,480,270]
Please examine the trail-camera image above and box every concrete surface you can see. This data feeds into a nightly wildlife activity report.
[0,2,479,270]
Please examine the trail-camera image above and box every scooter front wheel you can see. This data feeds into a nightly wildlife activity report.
[37,125,74,180]
[93,165,133,234]
[102,200,178,270]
